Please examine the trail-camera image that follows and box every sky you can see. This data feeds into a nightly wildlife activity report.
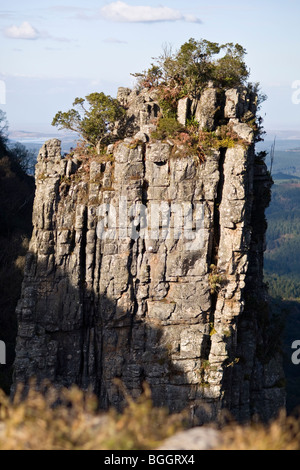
[0,0,300,137]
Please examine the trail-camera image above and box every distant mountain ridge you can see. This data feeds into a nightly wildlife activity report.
[273,172,300,180]
[8,130,78,156]
[265,130,300,140]
[9,130,77,142]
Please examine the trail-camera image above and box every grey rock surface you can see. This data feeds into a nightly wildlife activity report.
[13,86,285,424]
[157,427,221,451]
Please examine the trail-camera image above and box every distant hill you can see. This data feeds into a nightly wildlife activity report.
[8,130,79,156]
[273,172,300,180]
[265,130,300,140]
[0,135,34,393]
[9,130,61,140]
[9,130,78,145]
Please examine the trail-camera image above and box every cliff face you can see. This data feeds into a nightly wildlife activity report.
[14,86,285,423]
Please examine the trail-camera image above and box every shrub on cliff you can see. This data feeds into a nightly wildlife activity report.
[133,38,249,100]
[52,92,126,155]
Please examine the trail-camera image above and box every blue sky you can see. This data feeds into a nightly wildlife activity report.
[0,0,300,135]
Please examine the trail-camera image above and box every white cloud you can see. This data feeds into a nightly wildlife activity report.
[100,1,201,23]
[4,21,39,40]
[3,21,71,43]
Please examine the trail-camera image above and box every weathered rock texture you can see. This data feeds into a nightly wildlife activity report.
[157,427,221,451]
[14,86,285,423]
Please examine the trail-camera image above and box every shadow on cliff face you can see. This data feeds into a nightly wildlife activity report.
[10,132,286,425]
[14,254,216,425]
[0,154,34,393]
[277,298,300,415]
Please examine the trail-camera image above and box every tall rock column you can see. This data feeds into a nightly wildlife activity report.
[14,87,285,423]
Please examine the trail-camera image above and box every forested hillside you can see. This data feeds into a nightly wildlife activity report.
[265,179,300,299]
[263,142,300,413]
[0,112,34,392]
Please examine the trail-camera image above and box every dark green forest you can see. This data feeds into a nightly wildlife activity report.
[265,180,300,299]
[0,112,34,392]
[263,143,300,413]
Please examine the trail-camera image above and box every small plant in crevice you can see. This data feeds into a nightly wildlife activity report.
[37,172,47,181]
[150,116,206,162]
[201,360,211,372]
[126,139,145,150]
[157,82,186,119]
[60,175,72,186]
[209,264,227,294]
[224,329,232,338]
[225,357,240,369]
[198,124,248,154]
[216,124,247,149]
[209,323,217,337]
[151,116,250,166]
[196,359,211,388]
[151,116,184,141]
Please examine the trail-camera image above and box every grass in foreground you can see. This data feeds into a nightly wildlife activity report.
[0,383,184,451]
[217,411,300,450]
[0,383,300,450]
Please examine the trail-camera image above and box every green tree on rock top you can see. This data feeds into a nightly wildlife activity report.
[52,92,126,155]
[134,38,250,97]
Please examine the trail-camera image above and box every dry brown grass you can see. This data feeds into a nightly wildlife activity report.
[0,382,184,451]
[0,381,300,450]
[217,411,300,450]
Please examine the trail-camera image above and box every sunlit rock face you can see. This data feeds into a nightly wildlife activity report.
[14,86,285,424]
